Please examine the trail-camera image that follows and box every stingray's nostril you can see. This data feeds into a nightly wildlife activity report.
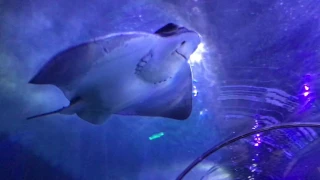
[181,41,186,45]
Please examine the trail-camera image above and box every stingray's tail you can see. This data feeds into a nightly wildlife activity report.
[26,108,64,120]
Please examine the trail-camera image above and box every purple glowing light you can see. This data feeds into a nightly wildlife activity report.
[303,92,310,97]
[304,85,310,91]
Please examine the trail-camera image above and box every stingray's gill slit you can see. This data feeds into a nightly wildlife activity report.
[176,122,320,180]
[27,23,201,125]
[135,51,152,74]
[175,50,187,60]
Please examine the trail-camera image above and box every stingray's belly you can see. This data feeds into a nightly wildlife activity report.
[85,75,153,113]
[75,54,153,112]
[104,77,152,112]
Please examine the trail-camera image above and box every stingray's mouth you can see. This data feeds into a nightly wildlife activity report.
[175,50,187,60]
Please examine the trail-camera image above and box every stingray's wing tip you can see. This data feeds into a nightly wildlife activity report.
[181,113,192,120]
[26,116,36,120]
[26,113,43,120]
[28,72,40,84]
[174,109,192,120]
[28,78,36,84]
[26,108,63,120]
[174,116,190,120]
[162,101,192,120]
[28,73,47,84]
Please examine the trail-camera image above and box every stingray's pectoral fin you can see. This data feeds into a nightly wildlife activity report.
[76,109,111,125]
[118,92,192,120]
[27,97,85,120]
[26,108,65,120]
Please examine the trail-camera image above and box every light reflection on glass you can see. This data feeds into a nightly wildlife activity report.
[248,116,263,179]
[188,42,206,65]
[303,91,310,97]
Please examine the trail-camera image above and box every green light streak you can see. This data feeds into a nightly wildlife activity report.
[149,132,164,140]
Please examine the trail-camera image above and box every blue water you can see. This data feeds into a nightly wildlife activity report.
[1,0,320,179]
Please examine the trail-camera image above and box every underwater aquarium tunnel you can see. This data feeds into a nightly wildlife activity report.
[1,0,320,180]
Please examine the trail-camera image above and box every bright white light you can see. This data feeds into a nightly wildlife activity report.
[303,92,310,97]
[193,89,198,97]
[188,43,206,65]
[200,110,204,115]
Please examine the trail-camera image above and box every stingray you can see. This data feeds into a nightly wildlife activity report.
[27,23,201,125]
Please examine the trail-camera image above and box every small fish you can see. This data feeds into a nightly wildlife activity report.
[27,23,201,125]
[149,132,164,140]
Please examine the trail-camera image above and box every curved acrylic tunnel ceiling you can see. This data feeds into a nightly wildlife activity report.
[183,0,320,179]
